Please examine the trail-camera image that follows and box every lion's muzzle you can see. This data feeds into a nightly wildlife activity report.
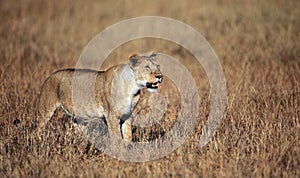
[146,74,163,90]
[146,82,158,89]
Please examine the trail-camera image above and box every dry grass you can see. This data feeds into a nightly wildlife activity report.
[1,0,299,177]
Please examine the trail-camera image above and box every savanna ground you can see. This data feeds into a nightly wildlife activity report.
[0,0,299,177]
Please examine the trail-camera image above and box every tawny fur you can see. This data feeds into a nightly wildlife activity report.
[36,52,163,141]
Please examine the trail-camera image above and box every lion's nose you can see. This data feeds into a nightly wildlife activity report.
[155,75,163,83]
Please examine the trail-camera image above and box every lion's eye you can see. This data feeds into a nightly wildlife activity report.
[145,66,151,71]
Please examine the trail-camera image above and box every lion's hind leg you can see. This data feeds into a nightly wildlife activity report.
[36,95,61,128]
[36,77,62,128]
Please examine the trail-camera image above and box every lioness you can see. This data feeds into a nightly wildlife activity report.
[37,52,163,141]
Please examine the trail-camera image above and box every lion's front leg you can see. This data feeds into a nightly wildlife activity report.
[107,112,133,141]
[106,111,123,139]
[121,118,132,141]
[119,113,133,141]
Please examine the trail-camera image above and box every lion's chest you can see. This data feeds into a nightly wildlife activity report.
[112,96,133,115]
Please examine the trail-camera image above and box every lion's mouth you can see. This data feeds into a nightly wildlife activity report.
[146,82,158,89]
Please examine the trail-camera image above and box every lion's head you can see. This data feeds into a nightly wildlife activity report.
[128,52,163,93]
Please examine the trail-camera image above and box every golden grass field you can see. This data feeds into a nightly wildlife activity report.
[1,0,299,177]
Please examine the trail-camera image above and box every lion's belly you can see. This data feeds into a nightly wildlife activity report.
[77,107,104,119]
[63,104,106,121]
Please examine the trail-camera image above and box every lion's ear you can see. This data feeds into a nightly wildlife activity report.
[128,53,141,68]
